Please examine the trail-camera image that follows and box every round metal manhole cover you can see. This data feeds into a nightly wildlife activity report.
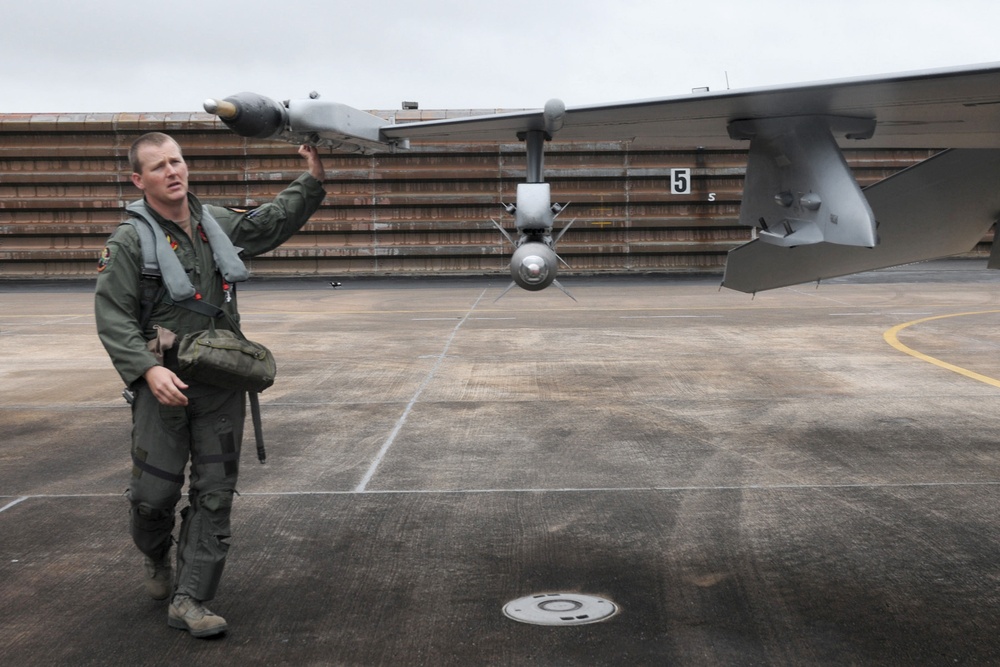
[503,593,618,626]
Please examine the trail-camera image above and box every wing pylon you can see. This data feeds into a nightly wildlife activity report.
[729,115,877,249]
[722,149,1000,292]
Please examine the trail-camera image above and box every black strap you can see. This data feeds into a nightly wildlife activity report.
[138,280,166,332]
[200,431,239,476]
[131,454,185,484]
[249,391,266,464]
[170,296,225,319]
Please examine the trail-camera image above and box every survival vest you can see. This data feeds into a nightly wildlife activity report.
[124,199,250,323]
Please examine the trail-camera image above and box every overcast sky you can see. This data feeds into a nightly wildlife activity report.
[3,0,999,114]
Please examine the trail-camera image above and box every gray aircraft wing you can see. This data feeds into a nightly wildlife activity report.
[205,63,1000,293]
[377,63,1000,150]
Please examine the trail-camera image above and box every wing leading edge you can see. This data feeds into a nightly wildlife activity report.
[378,62,1000,149]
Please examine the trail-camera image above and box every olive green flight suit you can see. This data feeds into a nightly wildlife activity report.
[95,173,325,601]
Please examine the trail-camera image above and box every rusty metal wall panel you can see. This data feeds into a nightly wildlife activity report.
[0,113,942,279]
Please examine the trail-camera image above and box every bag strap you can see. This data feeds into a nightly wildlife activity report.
[138,285,224,330]
[170,295,225,320]
[215,309,249,340]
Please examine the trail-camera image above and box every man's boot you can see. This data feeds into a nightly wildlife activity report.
[143,553,172,600]
[168,594,228,638]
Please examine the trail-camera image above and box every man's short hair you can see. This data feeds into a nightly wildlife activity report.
[128,132,181,174]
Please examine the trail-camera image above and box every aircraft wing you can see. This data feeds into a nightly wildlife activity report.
[206,62,1000,294]
[377,63,1000,150]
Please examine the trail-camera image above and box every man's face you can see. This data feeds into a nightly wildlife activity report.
[130,140,189,210]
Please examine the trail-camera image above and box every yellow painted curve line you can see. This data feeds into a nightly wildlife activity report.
[884,310,1000,388]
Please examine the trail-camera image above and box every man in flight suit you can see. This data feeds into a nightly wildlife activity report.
[95,132,326,637]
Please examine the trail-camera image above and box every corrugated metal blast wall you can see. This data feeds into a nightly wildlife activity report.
[0,112,942,279]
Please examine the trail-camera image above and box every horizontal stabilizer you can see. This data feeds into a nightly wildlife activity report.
[722,149,1000,293]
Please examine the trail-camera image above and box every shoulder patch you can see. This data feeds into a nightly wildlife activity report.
[225,206,256,215]
[97,245,114,273]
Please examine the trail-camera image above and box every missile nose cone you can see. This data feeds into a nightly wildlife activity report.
[203,98,239,120]
[511,243,557,291]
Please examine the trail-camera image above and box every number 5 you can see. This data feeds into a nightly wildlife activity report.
[671,168,691,195]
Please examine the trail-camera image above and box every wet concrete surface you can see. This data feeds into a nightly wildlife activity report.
[3,261,1000,665]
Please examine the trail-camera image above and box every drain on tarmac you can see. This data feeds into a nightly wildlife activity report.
[503,593,618,626]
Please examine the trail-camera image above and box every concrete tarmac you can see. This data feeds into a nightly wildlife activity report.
[3,261,1000,666]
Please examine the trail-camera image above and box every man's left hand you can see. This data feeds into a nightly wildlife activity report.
[299,145,325,183]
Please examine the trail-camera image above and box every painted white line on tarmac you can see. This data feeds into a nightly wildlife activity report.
[0,497,29,513]
[251,480,1000,494]
[5,480,1000,503]
[356,289,488,493]
[620,315,723,319]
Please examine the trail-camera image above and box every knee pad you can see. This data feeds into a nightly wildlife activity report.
[197,488,235,513]
[130,501,175,558]
[133,501,173,527]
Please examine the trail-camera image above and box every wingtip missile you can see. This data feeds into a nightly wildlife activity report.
[204,91,397,153]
